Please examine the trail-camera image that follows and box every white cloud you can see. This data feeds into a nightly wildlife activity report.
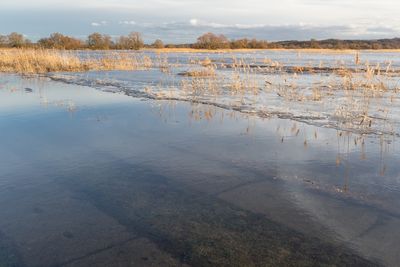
[189,19,198,26]
[2,0,400,41]
[91,21,107,27]
[234,24,265,29]
[189,19,293,30]
[119,20,136,25]
[189,19,228,28]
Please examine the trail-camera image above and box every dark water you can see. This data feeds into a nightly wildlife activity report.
[0,74,400,266]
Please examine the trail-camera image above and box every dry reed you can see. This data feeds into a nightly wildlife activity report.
[0,49,152,73]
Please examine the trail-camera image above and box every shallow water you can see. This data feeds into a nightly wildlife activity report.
[0,52,400,266]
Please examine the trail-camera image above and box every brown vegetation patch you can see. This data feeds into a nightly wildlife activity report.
[178,68,216,77]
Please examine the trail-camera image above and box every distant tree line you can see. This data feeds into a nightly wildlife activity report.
[39,32,148,50]
[1,31,400,50]
[0,32,156,50]
[269,38,400,50]
[191,32,269,49]
[190,33,400,50]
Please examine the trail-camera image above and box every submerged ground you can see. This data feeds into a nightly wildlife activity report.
[0,50,400,266]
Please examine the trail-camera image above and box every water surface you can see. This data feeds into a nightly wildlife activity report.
[0,62,399,266]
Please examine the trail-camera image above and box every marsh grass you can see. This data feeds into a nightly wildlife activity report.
[0,49,153,73]
[0,49,85,73]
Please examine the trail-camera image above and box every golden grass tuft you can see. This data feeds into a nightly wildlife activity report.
[178,68,216,77]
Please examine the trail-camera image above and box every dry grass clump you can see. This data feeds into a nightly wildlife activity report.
[177,58,264,110]
[0,49,152,74]
[95,52,152,71]
[178,68,216,77]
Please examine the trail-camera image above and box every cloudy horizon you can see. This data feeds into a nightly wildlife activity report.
[1,0,400,43]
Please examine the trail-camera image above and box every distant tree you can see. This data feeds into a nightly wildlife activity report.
[87,33,103,49]
[152,39,164,49]
[38,33,84,49]
[310,38,320,49]
[195,32,230,49]
[116,32,144,50]
[230,38,249,49]
[128,32,144,50]
[87,33,113,50]
[115,36,128,49]
[335,40,345,50]
[7,32,29,48]
[165,44,177,48]
[248,38,268,49]
[371,43,383,50]
[0,35,7,47]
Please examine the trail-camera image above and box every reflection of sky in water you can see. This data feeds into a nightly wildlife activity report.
[1,73,400,266]
[0,74,133,115]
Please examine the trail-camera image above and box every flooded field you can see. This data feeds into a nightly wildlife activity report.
[48,49,400,136]
[1,50,400,266]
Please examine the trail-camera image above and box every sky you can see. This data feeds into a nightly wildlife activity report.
[1,0,400,43]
